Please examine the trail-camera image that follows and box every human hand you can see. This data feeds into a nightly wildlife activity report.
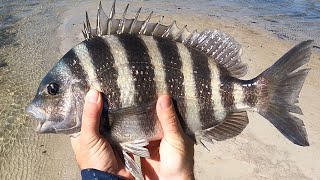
[141,95,195,180]
[70,90,194,179]
[70,89,132,179]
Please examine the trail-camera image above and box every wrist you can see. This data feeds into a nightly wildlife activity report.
[78,159,119,174]
[81,169,124,180]
[160,167,195,180]
[160,172,195,180]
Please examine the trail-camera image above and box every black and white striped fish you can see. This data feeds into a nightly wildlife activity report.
[26,1,312,179]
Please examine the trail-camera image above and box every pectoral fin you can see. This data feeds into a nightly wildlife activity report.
[107,101,157,130]
[201,111,249,141]
[106,102,158,143]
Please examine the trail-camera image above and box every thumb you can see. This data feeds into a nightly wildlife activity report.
[81,89,103,136]
[156,95,183,138]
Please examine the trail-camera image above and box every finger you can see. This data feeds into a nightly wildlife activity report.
[70,136,80,153]
[81,89,103,136]
[113,150,135,179]
[156,95,183,137]
[141,157,160,180]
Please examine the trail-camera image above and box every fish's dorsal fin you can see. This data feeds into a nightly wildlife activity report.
[184,30,247,77]
[83,0,247,77]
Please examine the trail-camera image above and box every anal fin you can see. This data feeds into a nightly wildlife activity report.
[120,139,150,158]
[122,151,144,180]
[201,111,249,141]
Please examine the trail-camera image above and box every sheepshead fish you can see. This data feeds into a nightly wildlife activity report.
[26,1,312,179]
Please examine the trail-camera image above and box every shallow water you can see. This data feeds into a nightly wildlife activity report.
[209,0,320,47]
[152,0,320,47]
[0,0,319,179]
[0,0,79,179]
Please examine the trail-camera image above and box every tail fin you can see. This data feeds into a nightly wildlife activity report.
[254,40,313,146]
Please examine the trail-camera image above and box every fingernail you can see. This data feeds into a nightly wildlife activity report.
[86,89,99,103]
[160,96,172,110]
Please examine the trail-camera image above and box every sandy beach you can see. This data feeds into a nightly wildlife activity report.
[1,1,319,179]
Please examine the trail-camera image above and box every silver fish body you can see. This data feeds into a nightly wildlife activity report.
[25,1,312,179]
[26,34,244,141]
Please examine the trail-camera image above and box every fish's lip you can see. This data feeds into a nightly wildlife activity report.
[25,104,46,123]
[35,121,56,133]
[36,122,44,133]
[26,104,51,133]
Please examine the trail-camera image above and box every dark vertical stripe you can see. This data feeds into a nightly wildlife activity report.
[62,49,88,87]
[83,37,121,109]
[188,48,217,129]
[242,79,259,107]
[154,37,194,139]
[117,34,157,104]
[220,76,235,109]
[154,37,184,98]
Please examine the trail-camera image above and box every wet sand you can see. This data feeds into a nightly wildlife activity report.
[1,1,319,179]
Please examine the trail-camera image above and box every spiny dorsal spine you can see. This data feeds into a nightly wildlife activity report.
[82,0,192,42]
[82,0,247,78]
[139,11,153,35]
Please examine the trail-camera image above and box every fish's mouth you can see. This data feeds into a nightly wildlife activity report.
[26,104,45,122]
[35,121,56,133]
[25,104,55,133]
[26,102,81,134]
[36,122,44,132]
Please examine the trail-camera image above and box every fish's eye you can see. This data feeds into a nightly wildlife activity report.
[47,83,59,95]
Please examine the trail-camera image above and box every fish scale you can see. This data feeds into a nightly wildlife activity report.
[117,34,157,104]
[26,1,312,180]
[188,47,216,129]
[82,37,122,108]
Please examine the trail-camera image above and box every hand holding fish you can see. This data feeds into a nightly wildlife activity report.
[70,90,195,179]
[141,95,195,180]
[70,89,133,179]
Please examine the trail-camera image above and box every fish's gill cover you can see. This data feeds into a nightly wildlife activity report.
[83,0,247,78]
